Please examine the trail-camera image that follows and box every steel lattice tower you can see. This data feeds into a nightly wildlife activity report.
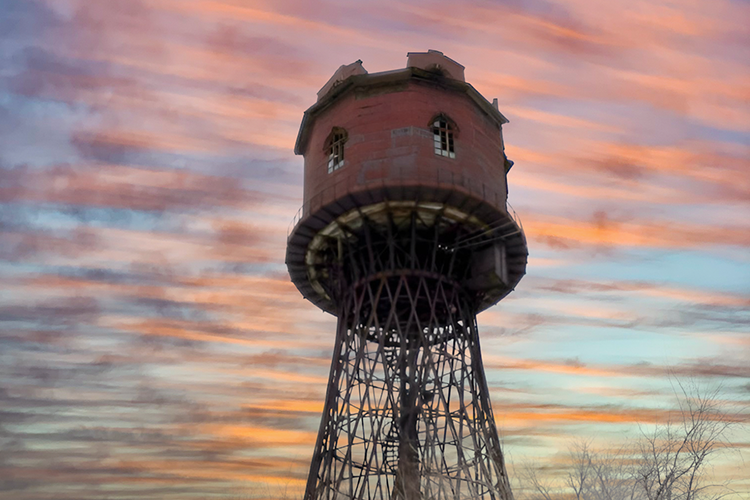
[287,51,528,500]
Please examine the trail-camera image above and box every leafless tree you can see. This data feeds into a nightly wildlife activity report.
[567,441,593,500]
[518,460,557,500]
[518,441,644,500]
[587,445,643,500]
[518,381,745,500]
[634,381,743,500]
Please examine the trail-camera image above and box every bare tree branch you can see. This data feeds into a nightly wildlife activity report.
[517,379,746,500]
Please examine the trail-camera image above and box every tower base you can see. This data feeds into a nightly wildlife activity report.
[305,269,513,500]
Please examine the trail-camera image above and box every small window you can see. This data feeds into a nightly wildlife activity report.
[432,119,455,158]
[327,129,347,173]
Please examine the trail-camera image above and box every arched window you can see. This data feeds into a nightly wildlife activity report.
[432,117,456,158]
[326,128,347,173]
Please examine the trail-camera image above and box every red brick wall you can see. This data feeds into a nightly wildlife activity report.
[301,81,508,215]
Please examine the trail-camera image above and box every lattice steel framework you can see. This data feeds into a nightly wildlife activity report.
[303,210,514,500]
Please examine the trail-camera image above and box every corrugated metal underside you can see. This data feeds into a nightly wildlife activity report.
[286,184,527,316]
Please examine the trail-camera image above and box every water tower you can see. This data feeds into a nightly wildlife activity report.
[286,50,527,500]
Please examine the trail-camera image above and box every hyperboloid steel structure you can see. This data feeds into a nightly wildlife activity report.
[286,51,528,500]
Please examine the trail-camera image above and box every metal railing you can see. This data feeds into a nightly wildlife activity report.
[287,165,523,240]
[506,201,524,235]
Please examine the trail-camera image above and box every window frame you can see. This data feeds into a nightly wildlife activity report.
[325,128,347,174]
[431,115,457,159]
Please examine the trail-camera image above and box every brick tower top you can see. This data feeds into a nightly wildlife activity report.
[286,50,527,316]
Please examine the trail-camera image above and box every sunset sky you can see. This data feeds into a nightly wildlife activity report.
[1,0,749,498]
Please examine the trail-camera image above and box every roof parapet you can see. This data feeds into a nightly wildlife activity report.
[317,60,368,101]
[297,52,508,155]
[406,49,465,82]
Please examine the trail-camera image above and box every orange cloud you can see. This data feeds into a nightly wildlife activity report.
[636,285,750,308]
[511,168,688,204]
[483,355,624,378]
[584,141,749,191]
[0,163,263,211]
[529,278,750,309]
[206,424,317,447]
[510,138,749,207]
[493,401,669,427]
[248,399,324,414]
[523,212,750,250]
[503,105,623,133]
[101,316,320,351]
